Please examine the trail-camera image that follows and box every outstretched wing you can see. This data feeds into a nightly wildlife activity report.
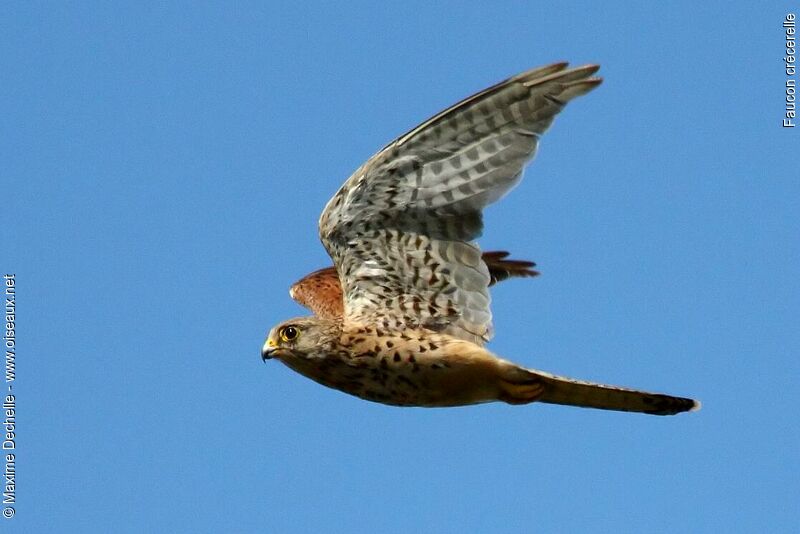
[319,63,601,344]
[290,251,538,319]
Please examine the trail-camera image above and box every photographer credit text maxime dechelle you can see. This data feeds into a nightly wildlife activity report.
[3,274,16,518]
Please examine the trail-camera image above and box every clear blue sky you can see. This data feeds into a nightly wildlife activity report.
[4,2,798,533]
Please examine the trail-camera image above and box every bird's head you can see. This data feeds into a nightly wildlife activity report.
[261,316,340,363]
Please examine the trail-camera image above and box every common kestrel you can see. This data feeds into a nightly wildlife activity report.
[262,62,700,415]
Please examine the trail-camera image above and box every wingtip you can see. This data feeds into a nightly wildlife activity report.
[522,63,603,92]
[512,61,570,83]
[581,63,602,76]
[690,399,702,412]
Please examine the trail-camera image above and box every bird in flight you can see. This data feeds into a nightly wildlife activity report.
[262,62,700,415]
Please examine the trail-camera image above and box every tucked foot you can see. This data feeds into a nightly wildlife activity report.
[498,377,546,405]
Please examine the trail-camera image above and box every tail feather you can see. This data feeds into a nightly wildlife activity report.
[529,368,700,416]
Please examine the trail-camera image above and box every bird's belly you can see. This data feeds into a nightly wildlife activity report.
[280,344,503,407]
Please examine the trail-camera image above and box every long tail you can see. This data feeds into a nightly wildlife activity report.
[529,368,700,416]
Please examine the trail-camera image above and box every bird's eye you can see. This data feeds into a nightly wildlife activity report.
[280,326,299,342]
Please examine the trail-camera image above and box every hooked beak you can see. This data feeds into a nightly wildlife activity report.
[261,347,276,362]
[261,338,278,362]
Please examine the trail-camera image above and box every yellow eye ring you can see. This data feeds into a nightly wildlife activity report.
[280,326,299,342]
